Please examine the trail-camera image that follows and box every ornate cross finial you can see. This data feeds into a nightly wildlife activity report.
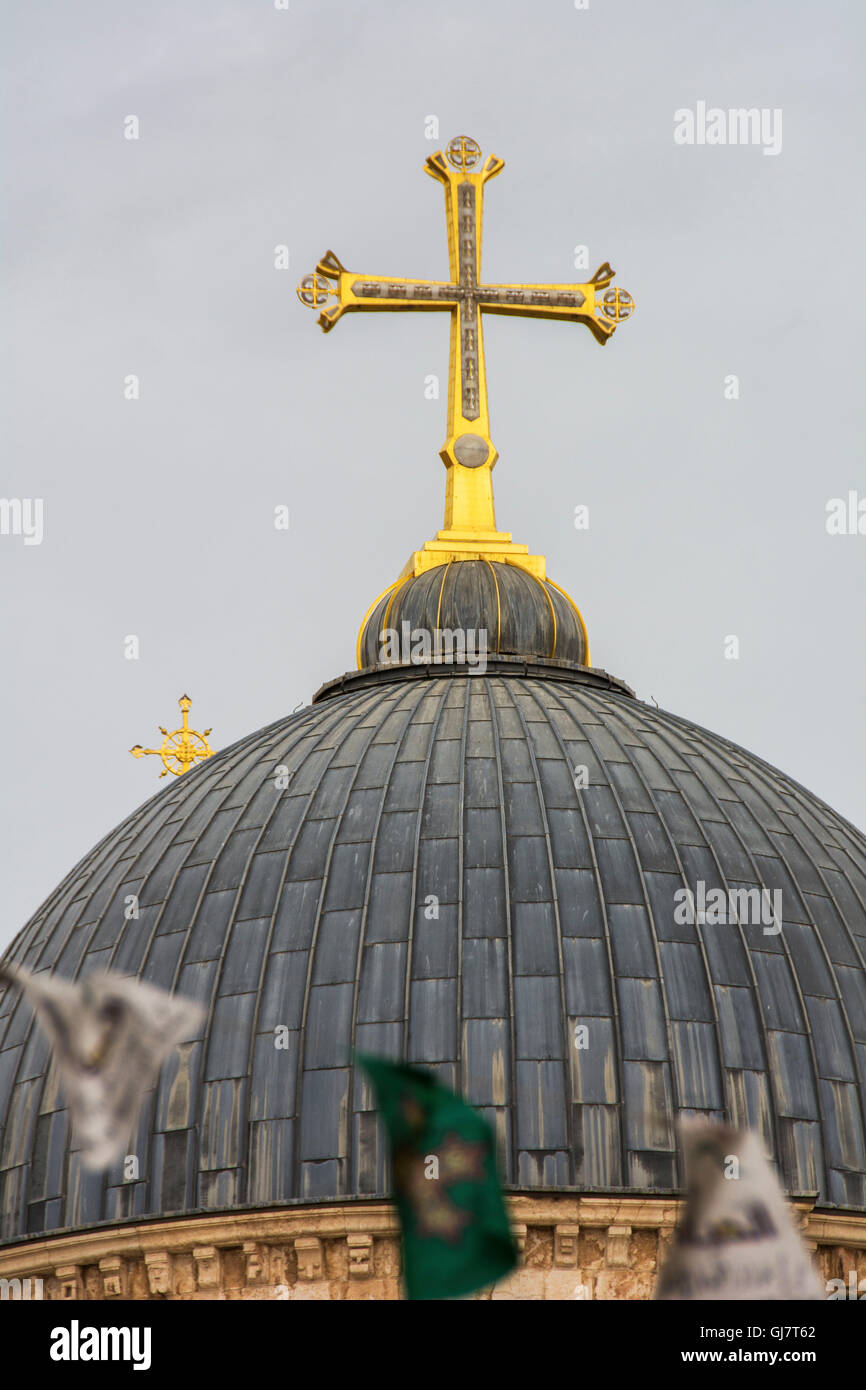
[130,695,215,778]
[297,135,634,577]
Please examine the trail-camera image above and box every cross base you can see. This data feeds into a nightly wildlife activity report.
[400,531,547,580]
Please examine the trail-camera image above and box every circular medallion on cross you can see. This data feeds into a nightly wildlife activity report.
[296,272,336,308]
[445,135,482,171]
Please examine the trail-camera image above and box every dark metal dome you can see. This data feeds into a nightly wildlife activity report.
[1,663,866,1244]
[358,561,588,668]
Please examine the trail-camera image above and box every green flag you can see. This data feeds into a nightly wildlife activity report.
[357,1053,518,1300]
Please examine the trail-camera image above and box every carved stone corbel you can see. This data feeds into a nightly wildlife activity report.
[193,1245,221,1290]
[98,1257,124,1298]
[347,1234,373,1278]
[243,1241,268,1287]
[55,1264,84,1300]
[144,1250,173,1296]
[294,1236,324,1282]
[554,1223,580,1268]
[606,1224,632,1267]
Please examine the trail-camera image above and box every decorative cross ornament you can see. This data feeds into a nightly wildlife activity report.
[130,695,215,777]
[297,135,634,552]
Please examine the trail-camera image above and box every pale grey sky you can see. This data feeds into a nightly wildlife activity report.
[1,0,864,948]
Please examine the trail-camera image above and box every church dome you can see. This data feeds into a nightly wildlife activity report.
[2,660,865,1242]
[357,561,588,668]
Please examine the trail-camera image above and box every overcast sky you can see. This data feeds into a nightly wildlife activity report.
[1,0,864,949]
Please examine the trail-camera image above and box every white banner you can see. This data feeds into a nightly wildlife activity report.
[655,1120,824,1301]
[0,963,203,1170]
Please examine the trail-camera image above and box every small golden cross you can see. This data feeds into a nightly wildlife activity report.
[297,134,634,549]
[130,695,215,778]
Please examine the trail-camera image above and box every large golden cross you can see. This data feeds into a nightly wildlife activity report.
[298,134,633,575]
[129,695,215,778]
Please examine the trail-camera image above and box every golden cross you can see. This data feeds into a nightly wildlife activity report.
[297,134,634,562]
[129,695,215,778]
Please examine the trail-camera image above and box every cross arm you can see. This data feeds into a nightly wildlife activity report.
[479,263,634,346]
[298,251,458,333]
